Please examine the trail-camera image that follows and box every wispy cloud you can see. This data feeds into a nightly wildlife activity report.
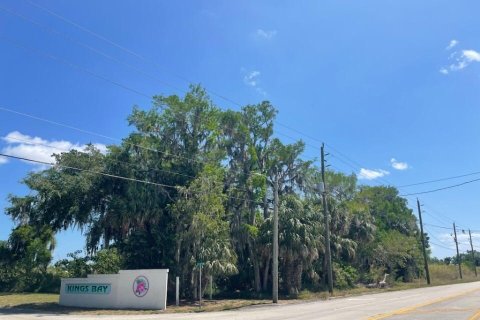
[255,29,277,40]
[390,158,409,170]
[244,70,261,87]
[357,168,390,180]
[446,39,459,50]
[440,40,480,74]
[438,231,479,252]
[242,69,267,96]
[1,131,107,167]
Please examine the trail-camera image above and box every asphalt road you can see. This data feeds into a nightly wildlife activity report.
[2,281,480,320]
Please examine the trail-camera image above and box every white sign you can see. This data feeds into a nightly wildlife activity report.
[59,269,169,310]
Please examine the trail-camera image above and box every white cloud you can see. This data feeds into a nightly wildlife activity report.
[244,70,261,87]
[390,158,409,170]
[0,155,8,165]
[463,49,480,62]
[440,47,480,74]
[243,69,267,96]
[437,232,479,252]
[357,168,390,180]
[1,131,107,167]
[446,39,459,50]
[255,29,277,40]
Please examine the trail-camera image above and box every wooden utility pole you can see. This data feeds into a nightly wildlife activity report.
[469,229,477,277]
[272,174,279,303]
[417,199,431,284]
[453,222,463,279]
[321,143,334,294]
[199,264,202,306]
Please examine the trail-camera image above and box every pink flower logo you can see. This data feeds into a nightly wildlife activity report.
[132,276,149,297]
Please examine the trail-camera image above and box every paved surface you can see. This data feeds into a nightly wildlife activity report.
[1,281,480,319]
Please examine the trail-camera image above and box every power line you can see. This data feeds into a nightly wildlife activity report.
[0,34,322,161]
[3,2,454,194]
[424,227,456,251]
[425,228,449,245]
[3,28,479,205]
[424,223,452,230]
[398,171,480,188]
[0,152,265,205]
[2,134,199,181]
[3,134,295,197]
[0,152,177,189]
[0,105,203,165]
[399,177,480,197]
[326,144,396,187]
[423,210,451,226]
[24,0,330,150]
[422,204,455,224]
[429,241,457,251]
[0,3,187,95]
[2,2,364,171]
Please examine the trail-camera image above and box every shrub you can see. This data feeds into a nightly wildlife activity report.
[333,263,359,289]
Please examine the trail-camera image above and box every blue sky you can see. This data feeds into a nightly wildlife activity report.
[1,0,480,260]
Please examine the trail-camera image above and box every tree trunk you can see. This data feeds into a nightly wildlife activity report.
[321,254,327,287]
[247,236,262,292]
[262,254,271,291]
[191,270,197,300]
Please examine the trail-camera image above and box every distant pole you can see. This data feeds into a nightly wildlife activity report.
[209,275,213,300]
[199,264,202,306]
[321,143,334,294]
[453,222,463,279]
[469,229,477,277]
[176,276,179,306]
[417,199,431,285]
[272,174,279,303]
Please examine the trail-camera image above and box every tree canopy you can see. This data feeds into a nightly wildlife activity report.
[1,85,425,295]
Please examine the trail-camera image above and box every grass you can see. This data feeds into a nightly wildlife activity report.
[0,293,271,315]
[1,266,478,315]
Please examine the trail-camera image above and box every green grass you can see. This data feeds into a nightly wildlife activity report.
[0,293,58,306]
[0,293,270,315]
[429,263,478,285]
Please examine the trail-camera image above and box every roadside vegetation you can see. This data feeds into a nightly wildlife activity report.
[1,273,478,315]
[0,86,478,302]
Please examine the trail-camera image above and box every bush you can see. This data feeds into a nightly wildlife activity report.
[333,263,358,289]
[92,248,123,274]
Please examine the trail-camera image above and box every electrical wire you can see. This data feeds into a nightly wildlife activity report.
[6,2,471,196]
[25,0,330,150]
[424,210,451,226]
[0,35,322,162]
[0,152,267,205]
[424,223,452,230]
[429,241,457,251]
[2,135,198,180]
[399,177,480,197]
[3,2,391,182]
[397,171,480,188]
[0,152,177,189]
[422,204,455,225]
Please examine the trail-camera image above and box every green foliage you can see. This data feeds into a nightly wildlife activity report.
[54,250,91,278]
[333,263,359,289]
[0,225,55,292]
[92,248,123,274]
